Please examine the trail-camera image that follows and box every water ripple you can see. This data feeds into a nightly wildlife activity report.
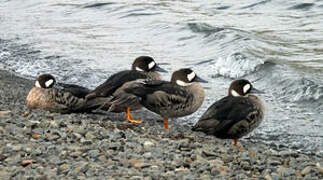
[288,3,315,10]
[83,2,115,9]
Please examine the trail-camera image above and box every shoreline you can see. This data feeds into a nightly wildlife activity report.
[1,69,323,179]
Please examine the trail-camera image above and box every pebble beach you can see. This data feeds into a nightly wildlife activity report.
[0,69,323,179]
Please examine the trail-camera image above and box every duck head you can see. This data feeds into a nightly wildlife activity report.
[35,74,56,89]
[228,79,263,97]
[132,56,167,73]
[171,68,208,86]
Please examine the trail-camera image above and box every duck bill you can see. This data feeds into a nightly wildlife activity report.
[250,88,264,94]
[195,76,208,83]
[155,65,167,73]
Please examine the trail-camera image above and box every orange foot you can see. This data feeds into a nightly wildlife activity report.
[126,107,143,124]
[234,138,239,147]
[164,119,169,130]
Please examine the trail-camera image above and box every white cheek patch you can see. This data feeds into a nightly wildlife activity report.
[148,61,156,70]
[35,81,41,88]
[45,79,54,87]
[187,72,196,82]
[231,89,240,97]
[243,84,251,93]
[136,67,144,71]
[176,80,191,86]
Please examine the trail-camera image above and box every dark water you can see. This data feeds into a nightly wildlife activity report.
[1,0,322,154]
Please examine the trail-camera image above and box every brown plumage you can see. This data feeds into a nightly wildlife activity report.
[192,79,265,147]
[26,74,108,113]
[86,56,167,123]
[110,68,208,129]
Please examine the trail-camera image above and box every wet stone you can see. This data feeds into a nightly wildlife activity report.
[88,150,100,159]
[270,173,280,180]
[279,150,299,158]
[58,164,70,174]
[301,166,312,176]
[143,141,155,151]
[268,160,281,166]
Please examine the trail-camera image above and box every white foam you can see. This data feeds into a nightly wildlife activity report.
[211,52,264,78]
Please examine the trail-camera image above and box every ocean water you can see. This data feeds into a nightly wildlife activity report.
[0,0,322,154]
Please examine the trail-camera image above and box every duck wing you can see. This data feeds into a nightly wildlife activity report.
[86,70,147,99]
[192,96,255,136]
[57,83,91,98]
[124,80,192,115]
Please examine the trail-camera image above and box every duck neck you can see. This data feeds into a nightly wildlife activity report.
[145,71,162,80]
[187,83,205,110]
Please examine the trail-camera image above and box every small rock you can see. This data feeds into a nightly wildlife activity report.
[0,110,11,118]
[71,162,88,175]
[143,141,154,151]
[11,144,22,151]
[303,174,313,180]
[175,167,189,173]
[85,132,96,141]
[129,176,142,180]
[0,154,7,161]
[270,173,280,180]
[316,163,323,174]
[301,166,311,176]
[264,174,272,180]
[240,161,250,170]
[21,159,36,167]
[49,121,58,128]
[128,159,150,169]
[73,133,82,139]
[58,164,70,174]
[268,160,281,166]
[178,139,190,149]
[199,173,211,179]
[88,150,100,159]
[143,152,152,159]
[277,166,286,176]
[5,154,21,165]
[32,133,41,139]
[23,111,30,117]
[202,149,218,158]
[279,150,298,158]
[285,168,295,176]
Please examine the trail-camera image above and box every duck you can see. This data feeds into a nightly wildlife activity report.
[26,74,108,113]
[110,68,207,130]
[85,56,167,123]
[192,79,265,147]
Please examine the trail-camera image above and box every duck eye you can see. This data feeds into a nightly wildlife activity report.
[45,79,54,87]
[148,61,156,70]
[243,84,251,93]
[187,72,196,81]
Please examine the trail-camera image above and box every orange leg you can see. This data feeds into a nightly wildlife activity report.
[163,119,169,130]
[234,138,239,147]
[126,107,143,124]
